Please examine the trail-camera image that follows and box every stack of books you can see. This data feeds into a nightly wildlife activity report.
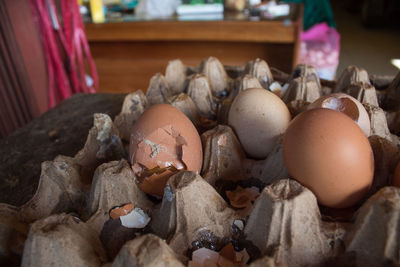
[177,0,224,16]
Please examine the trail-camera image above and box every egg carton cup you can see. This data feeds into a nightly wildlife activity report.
[1,58,400,266]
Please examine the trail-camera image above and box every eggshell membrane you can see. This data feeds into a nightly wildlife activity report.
[130,104,202,197]
[228,88,291,159]
[283,108,374,208]
[308,93,371,136]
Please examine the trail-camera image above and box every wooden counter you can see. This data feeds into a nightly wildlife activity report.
[85,7,302,93]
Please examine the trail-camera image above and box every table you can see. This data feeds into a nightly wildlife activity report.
[85,6,303,93]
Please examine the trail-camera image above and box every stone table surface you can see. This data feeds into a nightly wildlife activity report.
[0,93,126,206]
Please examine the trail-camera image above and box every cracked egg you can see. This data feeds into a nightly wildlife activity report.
[307,93,371,136]
[130,104,203,197]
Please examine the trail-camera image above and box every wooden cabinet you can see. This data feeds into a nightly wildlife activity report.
[85,7,302,93]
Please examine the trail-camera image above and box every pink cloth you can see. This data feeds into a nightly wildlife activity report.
[29,0,98,107]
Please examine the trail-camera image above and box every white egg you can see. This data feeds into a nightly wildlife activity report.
[228,88,291,159]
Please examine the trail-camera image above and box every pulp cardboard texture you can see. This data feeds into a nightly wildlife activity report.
[1,58,400,266]
[114,90,148,141]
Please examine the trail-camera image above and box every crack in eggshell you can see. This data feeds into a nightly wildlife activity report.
[132,125,190,197]
[143,139,162,158]
[134,125,188,171]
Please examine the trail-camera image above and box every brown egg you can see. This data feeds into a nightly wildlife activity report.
[283,108,374,208]
[130,104,202,197]
[228,88,291,159]
[393,160,400,187]
[308,93,371,136]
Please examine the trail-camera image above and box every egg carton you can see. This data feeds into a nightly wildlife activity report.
[1,58,400,266]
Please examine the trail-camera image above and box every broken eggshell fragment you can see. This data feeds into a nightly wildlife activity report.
[119,208,151,229]
[130,104,203,197]
[110,204,135,219]
[308,93,371,136]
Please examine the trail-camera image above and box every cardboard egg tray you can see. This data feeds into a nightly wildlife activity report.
[1,57,400,266]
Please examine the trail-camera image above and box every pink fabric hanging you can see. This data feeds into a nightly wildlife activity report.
[29,0,98,108]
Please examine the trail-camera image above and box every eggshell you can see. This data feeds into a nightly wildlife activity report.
[109,203,135,219]
[228,88,291,159]
[130,104,202,197]
[283,108,374,208]
[308,93,371,136]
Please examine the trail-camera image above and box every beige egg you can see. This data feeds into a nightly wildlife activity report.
[283,108,374,208]
[308,93,371,136]
[228,88,291,159]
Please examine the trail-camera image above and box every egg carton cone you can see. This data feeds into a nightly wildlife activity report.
[199,57,230,96]
[282,77,321,116]
[21,213,108,267]
[334,65,370,93]
[112,234,184,267]
[18,155,87,223]
[150,171,236,258]
[244,58,274,89]
[73,113,126,183]
[289,64,321,87]
[244,179,400,266]
[146,72,174,106]
[383,70,400,110]
[187,74,217,119]
[114,90,148,141]
[386,109,400,135]
[367,135,400,195]
[345,82,379,106]
[86,159,153,234]
[1,57,400,266]
[201,125,287,186]
[0,203,28,265]
[363,103,393,141]
[237,75,263,94]
[165,59,187,96]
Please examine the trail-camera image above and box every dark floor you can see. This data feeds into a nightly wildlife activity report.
[331,1,400,77]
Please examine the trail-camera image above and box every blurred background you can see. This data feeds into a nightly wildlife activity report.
[1,0,399,137]
[333,0,400,76]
